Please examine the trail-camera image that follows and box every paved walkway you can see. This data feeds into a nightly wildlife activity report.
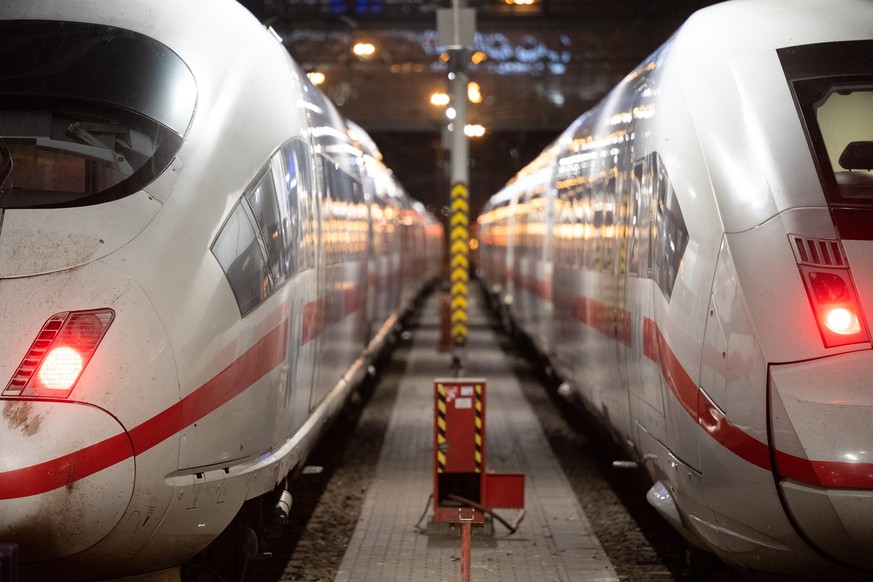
[334,291,618,581]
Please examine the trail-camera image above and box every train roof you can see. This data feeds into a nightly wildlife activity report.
[675,0,873,60]
[0,0,267,72]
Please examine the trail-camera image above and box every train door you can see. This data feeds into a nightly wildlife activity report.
[521,184,546,341]
[601,166,632,446]
[621,56,667,455]
[538,180,557,356]
[624,154,667,450]
[504,189,519,314]
[303,148,326,414]
[309,153,344,410]
[550,182,578,383]
[361,160,378,345]
[632,152,700,467]
[649,152,695,468]
[511,187,529,328]
[309,155,367,409]
[282,139,319,434]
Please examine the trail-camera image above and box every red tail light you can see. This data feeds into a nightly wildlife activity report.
[792,236,868,348]
[3,309,114,398]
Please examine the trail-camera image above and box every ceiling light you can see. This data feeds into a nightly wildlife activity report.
[464,124,486,138]
[352,42,376,58]
[431,92,450,106]
[467,82,483,104]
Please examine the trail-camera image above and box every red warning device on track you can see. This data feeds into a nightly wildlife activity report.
[432,378,524,525]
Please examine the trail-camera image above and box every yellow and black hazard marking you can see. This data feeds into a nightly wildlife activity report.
[436,382,448,473]
[450,181,469,346]
[474,383,483,473]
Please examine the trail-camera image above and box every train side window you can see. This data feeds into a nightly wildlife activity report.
[629,158,653,277]
[603,177,616,272]
[275,140,311,276]
[651,153,688,301]
[592,183,609,271]
[288,140,316,270]
[212,137,314,317]
[572,195,585,269]
[579,184,594,270]
[322,158,363,263]
[247,168,286,284]
[628,162,643,277]
[323,161,340,262]
[211,200,271,316]
[555,191,573,269]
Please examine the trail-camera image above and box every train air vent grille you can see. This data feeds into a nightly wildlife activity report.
[790,235,846,267]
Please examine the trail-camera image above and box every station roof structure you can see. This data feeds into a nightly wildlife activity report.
[238,0,720,215]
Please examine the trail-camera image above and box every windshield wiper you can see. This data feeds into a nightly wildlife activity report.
[0,137,12,192]
[67,122,133,176]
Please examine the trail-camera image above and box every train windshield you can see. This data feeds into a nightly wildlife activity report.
[780,40,873,206]
[0,21,196,208]
[806,84,873,202]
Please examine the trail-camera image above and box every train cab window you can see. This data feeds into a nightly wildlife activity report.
[0,21,194,208]
[815,89,873,200]
[213,139,312,316]
[780,40,873,239]
[247,168,287,284]
[212,200,271,316]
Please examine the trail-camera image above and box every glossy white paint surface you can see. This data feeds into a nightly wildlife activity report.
[0,0,442,578]
[477,0,873,577]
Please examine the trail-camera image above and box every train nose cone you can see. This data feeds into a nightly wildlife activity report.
[0,400,134,562]
[769,353,873,572]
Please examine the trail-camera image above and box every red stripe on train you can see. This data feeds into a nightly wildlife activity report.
[570,294,873,487]
[302,286,364,345]
[0,282,371,500]
[0,319,289,500]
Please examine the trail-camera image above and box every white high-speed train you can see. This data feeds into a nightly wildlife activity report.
[478,0,873,578]
[0,0,441,580]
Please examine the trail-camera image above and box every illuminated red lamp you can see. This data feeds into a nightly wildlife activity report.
[3,309,114,398]
[800,267,868,347]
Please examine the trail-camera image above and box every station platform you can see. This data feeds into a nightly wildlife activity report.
[333,289,619,582]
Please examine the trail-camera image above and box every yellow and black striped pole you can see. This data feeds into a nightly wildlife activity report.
[442,11,472,359]
[473,382,483,472]
[436,382,448,473]
[450,181,469,348]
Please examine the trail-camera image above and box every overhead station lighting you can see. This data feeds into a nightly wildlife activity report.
[352,41,376,58]
[307,71,326,85]
[445,123,486,138]
[467,82,483,104]
[431,92,450,106]
[464,124,486,138]
[430,88,481,108]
